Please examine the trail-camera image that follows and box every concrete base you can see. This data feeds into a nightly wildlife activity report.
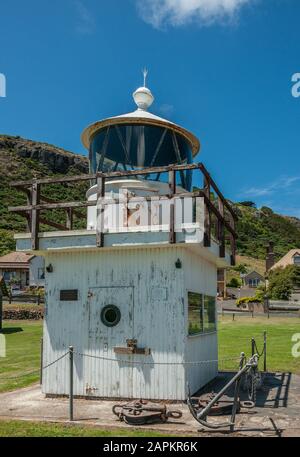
[1,372,300,437]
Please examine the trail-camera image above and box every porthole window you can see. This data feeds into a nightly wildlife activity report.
[101,305,121,327]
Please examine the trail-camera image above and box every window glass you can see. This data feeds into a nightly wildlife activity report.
[38,268,45,280]
[294,256,300,265]
[203,296,216,332]
[188,292,203,335]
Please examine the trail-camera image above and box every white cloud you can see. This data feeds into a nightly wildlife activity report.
[242,176,300,198]
[136,0,254,28]
[74,0,95,35]
[158,103,175,117]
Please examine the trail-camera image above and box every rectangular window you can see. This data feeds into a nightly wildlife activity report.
[203,296,217,332]
[294,256,300,265]
[188,292,203,335]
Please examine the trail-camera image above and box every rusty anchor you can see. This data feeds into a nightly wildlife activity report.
[112,400,182,425]
[187,354,258,431]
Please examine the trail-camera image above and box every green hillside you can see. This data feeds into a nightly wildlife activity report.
[234,204,300,260]
[1,134,300,262]
[0,135,89,255]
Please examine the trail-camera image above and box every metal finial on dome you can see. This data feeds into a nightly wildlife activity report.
[142,68,148,87]
[133,68,154,111]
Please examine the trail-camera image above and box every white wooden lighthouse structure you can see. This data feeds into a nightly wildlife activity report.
[12,76,237,400]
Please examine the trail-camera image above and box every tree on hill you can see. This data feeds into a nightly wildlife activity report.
[268,265,300,300]
[232,263,248,274]
[238,201,256,208]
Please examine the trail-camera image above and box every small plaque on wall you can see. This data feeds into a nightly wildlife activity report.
[150,287,168,301]
[60,290,78,301]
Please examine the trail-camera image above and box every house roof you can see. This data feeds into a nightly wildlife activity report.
[244,270,265,280]
[0,252,35,269]
[270,249,300,271]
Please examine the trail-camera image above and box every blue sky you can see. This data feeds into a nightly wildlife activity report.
[0,0,300,216]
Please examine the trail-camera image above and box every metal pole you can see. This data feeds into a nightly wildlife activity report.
[230,353,245,432]
[69,346,74,421]
[40,337,43,385]
[251,338,255,357]
[263,331,267,372]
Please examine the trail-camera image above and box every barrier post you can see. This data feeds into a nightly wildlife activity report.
[263,331,267,372]
[69,346,74,421]
[251,338,255,357]
[0,291,2,332]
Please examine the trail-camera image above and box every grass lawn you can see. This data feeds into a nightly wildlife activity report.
[0,320,42,393]
[218,315,300,374]
[0,420,170,437]
[1,316,299,394]
[0,316,299,436]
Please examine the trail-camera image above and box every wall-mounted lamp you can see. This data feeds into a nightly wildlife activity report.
[175,259,182,269]
[46,264,53,273]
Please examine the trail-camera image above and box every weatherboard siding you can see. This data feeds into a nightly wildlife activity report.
[184,250,218,395]
[42,246,217,399]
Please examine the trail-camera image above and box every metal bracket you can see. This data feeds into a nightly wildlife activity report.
[114,339,151,355]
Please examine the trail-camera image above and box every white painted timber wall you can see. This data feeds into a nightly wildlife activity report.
[42,246,218,400]
[183,249,218,395]
[29,256,45,287]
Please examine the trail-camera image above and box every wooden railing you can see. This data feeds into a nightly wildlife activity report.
[9,163,238,264]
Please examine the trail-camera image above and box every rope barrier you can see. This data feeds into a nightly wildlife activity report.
[254,341,265,358]
[42,351,69,370]
[74,351,240,366]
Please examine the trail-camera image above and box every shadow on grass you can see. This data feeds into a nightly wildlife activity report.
[0,327,23,334]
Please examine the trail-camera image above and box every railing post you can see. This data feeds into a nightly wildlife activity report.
[203,175,211,247]
[169,169,176,244]
[96,176,105,247]
[24,188,32,233]
[40,337,43,385]
[218,197,225,258]
[31,180,40,250]
[263,331,267,372]
[66,208,73,230]
[69,346,74,421]
[229,213,236,266]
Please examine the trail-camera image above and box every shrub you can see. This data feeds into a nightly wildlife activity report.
[236,296,263,307]
[3,305,44,320]
[226,277,242,288]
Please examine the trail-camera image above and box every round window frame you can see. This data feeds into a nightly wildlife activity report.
[101,305,121,328]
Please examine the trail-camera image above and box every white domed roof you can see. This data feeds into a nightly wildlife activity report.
[81,80,200,156]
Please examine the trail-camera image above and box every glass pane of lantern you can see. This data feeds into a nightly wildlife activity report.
[90,124,193,190]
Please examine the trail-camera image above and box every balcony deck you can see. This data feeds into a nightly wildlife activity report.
[14,226,232,267]
[9,163,238,266]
